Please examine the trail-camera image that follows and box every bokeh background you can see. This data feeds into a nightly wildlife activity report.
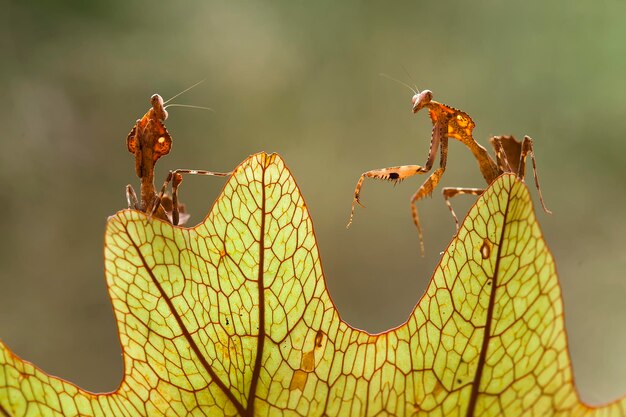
[1,0,625,406]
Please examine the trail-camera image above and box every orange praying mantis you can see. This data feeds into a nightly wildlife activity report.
[347,86,551,255]
[125,87,231,226]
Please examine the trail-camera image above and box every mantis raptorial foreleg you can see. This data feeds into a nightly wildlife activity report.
[347,165,424,228]
[347,118,446,229]
[151,169,232,225]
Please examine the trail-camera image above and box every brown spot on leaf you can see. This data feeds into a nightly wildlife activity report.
[315,330,325,349]
[481,239,491,259]
[299,330,325,376]
[301,351,315,372]
[289,370,308,392]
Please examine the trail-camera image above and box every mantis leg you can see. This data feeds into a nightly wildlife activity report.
[490,135,551,214]
[518,136,552,214]
[347,119,446,229]
[126,185,140,209]
[410,123,449,256]
[409,168,445,256]
[347,164,425,228]
[441,187,485,231]
[128,183,172,223]
[151,169,232,225]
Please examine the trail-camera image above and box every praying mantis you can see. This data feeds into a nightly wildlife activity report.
[125,91,231,226]
[347,88,551,255]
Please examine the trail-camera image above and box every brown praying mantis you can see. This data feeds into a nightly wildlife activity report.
[125,89,231,226]
[347,87,551,255]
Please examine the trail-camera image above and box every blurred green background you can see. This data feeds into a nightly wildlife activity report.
[1,0,625,405]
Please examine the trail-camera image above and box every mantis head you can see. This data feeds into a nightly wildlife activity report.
[412,90,433,113]
[150,94,168,121]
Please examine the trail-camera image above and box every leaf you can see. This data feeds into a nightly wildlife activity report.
[1,152,625,417]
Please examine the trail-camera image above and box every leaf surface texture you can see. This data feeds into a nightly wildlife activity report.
[1,153,624,416]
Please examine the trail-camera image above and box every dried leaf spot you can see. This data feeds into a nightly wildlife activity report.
[289,331,325,392]
[289,370,308,392]
[314,330,325,349]
[301,351,315,372]
[289,330,325,392]
[291,330,326,391]
[481,238,492,259]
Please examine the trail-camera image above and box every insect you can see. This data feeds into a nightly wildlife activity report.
[347,88,551,255]
[125,90,231,225]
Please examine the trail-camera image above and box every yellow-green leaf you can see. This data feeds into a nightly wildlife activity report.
[1,152,625,416]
